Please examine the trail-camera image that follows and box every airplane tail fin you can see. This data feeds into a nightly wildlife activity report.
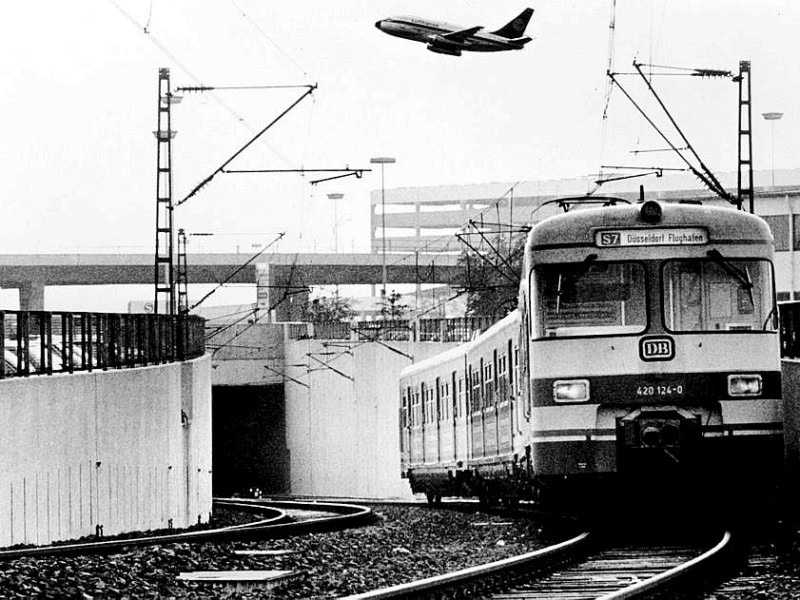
[491,7,534,39]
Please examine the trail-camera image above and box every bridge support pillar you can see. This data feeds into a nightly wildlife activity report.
[256,264,308,322]
[18,281,45,311]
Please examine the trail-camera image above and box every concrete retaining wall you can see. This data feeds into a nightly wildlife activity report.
[783,359,800,483]
[284,340,459,498]
[0,355,212,547]
[283,353,800,500]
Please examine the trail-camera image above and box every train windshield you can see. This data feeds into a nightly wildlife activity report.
[663,257,777,332]
[533,261,647,338]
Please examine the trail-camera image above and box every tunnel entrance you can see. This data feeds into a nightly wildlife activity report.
[212,384,289,497]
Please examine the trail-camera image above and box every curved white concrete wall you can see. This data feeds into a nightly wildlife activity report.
[0,355,212,547]
[285,340,459,498]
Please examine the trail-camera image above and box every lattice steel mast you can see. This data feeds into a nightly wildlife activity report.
[737,60,754,212]
[154,67,176,316]
[176,228,189,314]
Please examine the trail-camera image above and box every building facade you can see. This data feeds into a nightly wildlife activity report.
[370,170,800,300]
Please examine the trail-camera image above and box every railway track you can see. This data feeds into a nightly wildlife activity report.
[0,498,373,560]
[342,528,733,600]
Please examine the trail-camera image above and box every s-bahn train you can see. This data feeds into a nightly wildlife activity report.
[399,197,783,504]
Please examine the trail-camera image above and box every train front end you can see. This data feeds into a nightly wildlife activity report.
[523,199,782,495]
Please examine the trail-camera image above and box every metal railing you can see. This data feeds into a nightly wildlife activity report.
[781,302,800,359]
[0,310,206,379]
[285,316,496,343]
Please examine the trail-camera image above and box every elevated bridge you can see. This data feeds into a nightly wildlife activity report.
[0,252,462,318]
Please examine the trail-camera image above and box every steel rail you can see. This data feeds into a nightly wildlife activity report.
[339,530,591,600]
[0,499,372,560]
[597,530,733,600]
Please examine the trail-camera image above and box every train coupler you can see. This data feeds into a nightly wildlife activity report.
[616,407,701,474]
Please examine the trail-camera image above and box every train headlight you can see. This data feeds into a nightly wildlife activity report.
[640,200,663,223]
[553,379,590,403]
[728,374,762,397]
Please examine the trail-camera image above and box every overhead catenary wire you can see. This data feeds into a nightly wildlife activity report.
[263,363,309,388]
[107,0,258,128]
[630,61,732,201]
[106,0,305,173]
[176,85,317,208]
[190,232,286,312]
[368,181,532,320]
[606,65,734,203]
[307,354,353,382]
[227,0,311,79]
[207,258,303,355]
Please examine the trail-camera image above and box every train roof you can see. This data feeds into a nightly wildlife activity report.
[528,201,773,250]
[400,339,472,379]
[399,310,520,380]
[470,308,519,342]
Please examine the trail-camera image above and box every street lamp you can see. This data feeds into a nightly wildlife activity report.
[762,112,784,187]
[370,157,396,299]
[326,193,344,252]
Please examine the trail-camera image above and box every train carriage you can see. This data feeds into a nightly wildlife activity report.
[400,342,473,502]
[524,199,782,496]
[400,312,529,503]
[399,196,783,504]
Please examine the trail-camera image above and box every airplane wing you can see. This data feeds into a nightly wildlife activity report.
[440,26,482,43]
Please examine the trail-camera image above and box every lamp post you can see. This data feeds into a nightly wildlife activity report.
[762,112,784,187]
[326,193,344,252]
[370,157,396,300]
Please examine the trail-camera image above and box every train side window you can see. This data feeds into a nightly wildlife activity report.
[411,390,421,427]
[483,361,494,408]
[457,376,465,418]
[498,354,508,401]
[470,366,482,413]
[451,372,458,419]
[424,385,436,424]
[439,380,450,421]
[402,388,410,428]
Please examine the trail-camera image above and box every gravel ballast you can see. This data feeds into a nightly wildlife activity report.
[0,504,570,599]
[0,504,799,599]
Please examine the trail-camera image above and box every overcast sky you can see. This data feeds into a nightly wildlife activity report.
[1,1,798,308]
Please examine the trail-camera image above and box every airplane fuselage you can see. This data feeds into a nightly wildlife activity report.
[375,16,529,53]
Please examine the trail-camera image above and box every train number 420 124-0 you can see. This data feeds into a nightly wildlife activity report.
[636,384,685,396]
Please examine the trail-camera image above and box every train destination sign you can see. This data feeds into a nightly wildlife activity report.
[595,227,708,248]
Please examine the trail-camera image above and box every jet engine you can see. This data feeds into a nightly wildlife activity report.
[426,36,462,56]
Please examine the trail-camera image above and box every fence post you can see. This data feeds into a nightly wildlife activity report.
[63,313,74,373]
[18,312,30,376]
[84,313,93,371]
[0,311,4,379]
[176,314,186,361]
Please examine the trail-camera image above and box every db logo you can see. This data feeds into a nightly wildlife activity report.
[640,336,674,361]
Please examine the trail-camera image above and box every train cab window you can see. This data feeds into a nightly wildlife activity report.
[533,261,647,338]
[663,257,777,332]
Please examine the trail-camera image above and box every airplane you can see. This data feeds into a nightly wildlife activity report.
[374,8,534,56]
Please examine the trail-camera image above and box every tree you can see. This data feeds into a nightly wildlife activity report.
[303,293,356,324]
[377,290,409,319]
[455,230,528,319]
